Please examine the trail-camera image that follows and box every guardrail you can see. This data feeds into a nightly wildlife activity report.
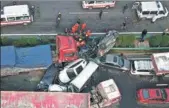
[110,47,169,50]
[1,32,169,37]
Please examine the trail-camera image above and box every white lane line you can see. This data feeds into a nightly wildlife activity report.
[69,12,108,14]
[1,32,168,36]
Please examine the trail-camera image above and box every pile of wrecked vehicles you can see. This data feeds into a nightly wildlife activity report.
[37,30,121,108]
[36,26,169,107]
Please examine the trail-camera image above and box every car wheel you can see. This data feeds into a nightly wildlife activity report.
[89,7,93,10]
[105,6,110,9]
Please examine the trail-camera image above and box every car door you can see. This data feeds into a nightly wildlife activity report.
[95,1,105,8]
[104,63,121,69]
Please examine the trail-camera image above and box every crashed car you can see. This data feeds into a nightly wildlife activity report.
[97,30,119,56]
[79,30,119,59]
[96,54,131,71]
[58,58,87,84]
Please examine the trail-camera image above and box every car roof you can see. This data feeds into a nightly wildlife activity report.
[134,60,153,70]
[57,36,77,51]
[141,1,164,12]
[98,79,121,100]
[151,52,169,74]
[105,54,117,63]
[3,5,30,16]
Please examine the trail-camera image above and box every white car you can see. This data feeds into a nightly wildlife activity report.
[59,58,87,84]
[130,59,155,76]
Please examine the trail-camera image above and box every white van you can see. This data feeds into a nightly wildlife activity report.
[59,58,87,84]
[48,61,98,92]
[1,5,33,26]
[68,61,98,92]
[132,1,168,22]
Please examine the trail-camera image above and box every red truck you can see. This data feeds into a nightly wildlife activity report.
[1,91,90,108]
[56,35,78,63]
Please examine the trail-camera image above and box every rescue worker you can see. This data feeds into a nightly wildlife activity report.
[86,30,92,38]
[77,18,81,24]
[71,23,79,33]
[123,4,128,14]
[81,22,87,32]
[30,6,35,18]
[99,10,103,20]
[57,12,62,20]
[77,38,85,47]
[122,22,127,30]
[71,26,76,33]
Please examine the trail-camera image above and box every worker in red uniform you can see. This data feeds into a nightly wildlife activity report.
[76,38,85,47]
[81,23,87,32]
[71,26,76,33]
[85,30,91,38]
[71,23,79,33]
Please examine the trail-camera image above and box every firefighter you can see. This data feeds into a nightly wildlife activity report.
[71,23,79,33]
[77,38,85,47]
[81,22,87,32]
[71,26,76,33]
[86,30,91,38]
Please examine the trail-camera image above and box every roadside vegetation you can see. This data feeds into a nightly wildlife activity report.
[1,34,169,48]
[115,34,169,48]
[0,36,52,47]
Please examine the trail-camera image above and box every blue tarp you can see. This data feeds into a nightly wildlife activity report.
[1,46,16,67]
[15,45,52,68]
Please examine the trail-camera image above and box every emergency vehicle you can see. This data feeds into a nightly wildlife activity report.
[132,1,168,22]
[1,5,33,26]
[82,1,116,9]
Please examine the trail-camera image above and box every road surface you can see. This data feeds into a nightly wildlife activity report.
[1,1,169,34]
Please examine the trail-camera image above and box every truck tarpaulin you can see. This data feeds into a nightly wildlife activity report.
[36,64,60,91]
[151,52,169,75]
[15,45,52,68]
[1,91,90,108]
[1,46,16,67]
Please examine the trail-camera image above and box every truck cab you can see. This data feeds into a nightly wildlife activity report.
[90,79,121,108]
[56,36,78,63]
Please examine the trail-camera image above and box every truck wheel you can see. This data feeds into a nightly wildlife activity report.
[105,6,110,9]
[89,7,93,10]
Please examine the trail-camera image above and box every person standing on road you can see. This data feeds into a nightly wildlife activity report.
[123,4,128,14]
[162,28,169,36]
[30,6,35,18]
[122,22,127,30]
[99,10,103,20]
[140,29,147,42]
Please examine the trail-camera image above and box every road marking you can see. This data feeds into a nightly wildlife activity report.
[1,32,168,36]
[156,84,168,86]
[69,12,108,14]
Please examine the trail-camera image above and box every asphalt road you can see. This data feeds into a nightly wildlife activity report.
[1,66,169,108]
[1,1,169,34]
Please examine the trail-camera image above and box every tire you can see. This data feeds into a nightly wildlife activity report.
[105,6,110,9]
[89,7,93,10]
